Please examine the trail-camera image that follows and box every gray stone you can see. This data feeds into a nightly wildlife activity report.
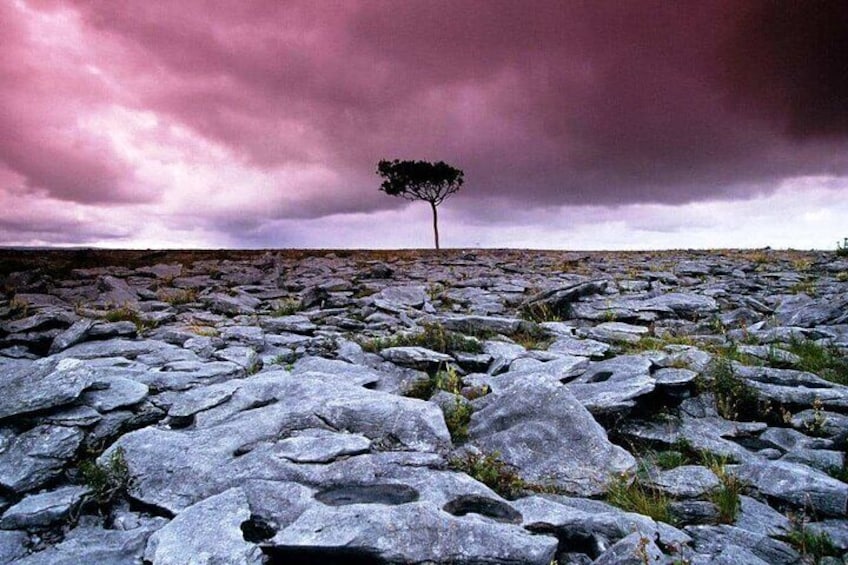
[646,465,720,498]
[438,314,523,335]
[48,319,95,354]
[143,487,263,565]
[379,346,452,369]
[204,292,261,316]
[108,372,450,512]
[468,376,636,496]
[220,325,265,347]
[0,530,28,563]
[593,531,663,565]
[654,367,699,387]
[268,500,558,565]
[734,495,791,537]
[734,459,848,517]
[522,279,610,318]
[548,335,609,357]
[566,355,655,414]
[0,358,96,420]
[96,275,139,306]
[1,310,77,335]
[80,376,148,412]
[372,285,428,311]
[12,521,163,564]
[270,429,371,463]
[214,346,261,371]
[512,495,690,555]
[87,321,137,339]
[261,315,317,335]
[686,524,801,564]
[0,425,84,493]
[0,485,89,529]
[291,357,381,388]
[580,321,649,344]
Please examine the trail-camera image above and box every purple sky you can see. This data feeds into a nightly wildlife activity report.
[2,0,848,249]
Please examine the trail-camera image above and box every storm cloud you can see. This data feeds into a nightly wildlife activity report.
[2,0,847,247]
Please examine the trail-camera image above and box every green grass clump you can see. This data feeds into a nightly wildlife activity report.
[508,324,554,350]
[361,323,482,354]
[405,365,464,399]
[654,450,689,470]
[702,454,744,524]
[520,302,563,323]
[79,447,132,508]
[605,472,673,524]
[273,297,302,316]
[450,451,525,499]
[704,359,759,421]
[103,305,155,332]
[786,339,848,386]
[784,518,839,563]
[156,288,197,305]
[444,396,474,443]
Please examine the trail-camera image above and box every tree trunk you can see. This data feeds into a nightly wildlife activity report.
[430,201,440,250]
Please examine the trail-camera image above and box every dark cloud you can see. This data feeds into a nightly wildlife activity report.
[3,0,847,239]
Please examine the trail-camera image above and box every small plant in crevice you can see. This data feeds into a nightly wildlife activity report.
[508,324,553,350]
[7,295,29,319]
[605,472,674,525]
[449,451,525,499]
[653,450,689,470]
[78,447,132,510]
[102,304,156,332]
[520,302,564,323]
[156,287,197,305]
[703,359,759,421]
[444,396,474,444]
[702,455,744,524]
[405,364,463,400]
[783,514,839,563]
[360,323,483,354]
[272,297,302,317]
[803,397,829,437]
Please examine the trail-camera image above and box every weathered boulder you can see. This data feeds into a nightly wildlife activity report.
[468,376,636,496]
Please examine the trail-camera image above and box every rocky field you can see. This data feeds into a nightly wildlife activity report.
[0,248,847,564]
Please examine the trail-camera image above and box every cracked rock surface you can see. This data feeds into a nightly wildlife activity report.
[0,248,847,563]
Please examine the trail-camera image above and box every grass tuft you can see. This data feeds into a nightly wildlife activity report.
[360,323,483,354]
[450,451,525,499]
[605,472,673,524]
[79,447,132,508]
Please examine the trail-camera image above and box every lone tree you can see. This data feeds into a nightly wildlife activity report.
[377,159,464,250]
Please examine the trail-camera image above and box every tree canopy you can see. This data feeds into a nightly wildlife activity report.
[376,159,464,249]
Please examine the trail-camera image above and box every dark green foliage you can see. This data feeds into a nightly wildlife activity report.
[79,447,132,507]
[450,451,525,499]
[376,159,464,249]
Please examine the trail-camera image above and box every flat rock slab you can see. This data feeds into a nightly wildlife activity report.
[0,358,97,420]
